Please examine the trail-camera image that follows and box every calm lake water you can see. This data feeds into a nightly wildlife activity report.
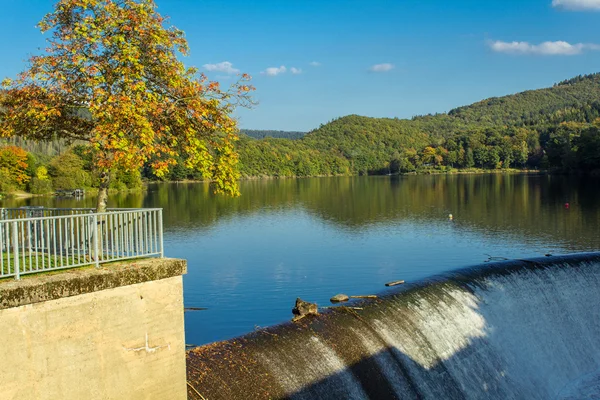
[2,174,600,345]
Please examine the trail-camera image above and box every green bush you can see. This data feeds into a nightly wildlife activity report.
[49,151,91,189]
[0,168,16,193]
[110,169,143,190]
[29,177,54,194]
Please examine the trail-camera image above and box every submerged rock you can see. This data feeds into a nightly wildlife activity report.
[292,298,318,321]
[330,294,349,303]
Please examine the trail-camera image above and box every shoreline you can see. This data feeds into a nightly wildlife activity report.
[0,187,144,199]
[154,168,546,185]
[0,169,572,197]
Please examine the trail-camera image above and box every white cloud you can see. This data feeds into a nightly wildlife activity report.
[552,0,600,10]
[290,67,303,74]
[369,63,395,72]
[489,40,600,55]
[203,61,240,74]
[262,66,287,76]
[309,61,321,67]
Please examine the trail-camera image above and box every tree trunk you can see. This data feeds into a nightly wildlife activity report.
[96,171,110,213]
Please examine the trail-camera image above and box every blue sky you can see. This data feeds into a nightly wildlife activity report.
[1,0,600,131]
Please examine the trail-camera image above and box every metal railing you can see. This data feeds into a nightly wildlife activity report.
[0,208,163,280]
[0,207,140,220]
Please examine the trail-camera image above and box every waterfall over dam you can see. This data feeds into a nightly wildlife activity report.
[186,254,600,399]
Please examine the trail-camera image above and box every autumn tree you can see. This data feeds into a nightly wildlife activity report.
[421,146,436,165]
[0,0,253,211]
[0,146,31,190]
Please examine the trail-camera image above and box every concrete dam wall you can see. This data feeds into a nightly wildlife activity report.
[187,253,600,399]
[0,259,188,400]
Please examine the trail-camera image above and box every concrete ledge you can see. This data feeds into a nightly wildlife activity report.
[0,258,187,310]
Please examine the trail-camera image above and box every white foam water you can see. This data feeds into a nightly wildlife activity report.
[258,335,368,399]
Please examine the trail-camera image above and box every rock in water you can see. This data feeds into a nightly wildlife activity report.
[385,280,405,287]
[330,294,349,303]
[292,298,318,321]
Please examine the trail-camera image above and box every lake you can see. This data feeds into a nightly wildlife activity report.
[2,174,600,345]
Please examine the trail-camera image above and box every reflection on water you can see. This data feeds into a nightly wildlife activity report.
[3,174,600,344]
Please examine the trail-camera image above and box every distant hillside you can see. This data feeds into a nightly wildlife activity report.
[3,74,600,181]
[241,129,306,140]
[237,73,600,177]
[446,73,600,126]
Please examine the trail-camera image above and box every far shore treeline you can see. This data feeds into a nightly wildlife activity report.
[1,73,600,195]
[235,73,600,178]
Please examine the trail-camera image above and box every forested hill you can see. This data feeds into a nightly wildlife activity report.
[237,73,600,177]
[445,73,600,126]
[241,130,306,140]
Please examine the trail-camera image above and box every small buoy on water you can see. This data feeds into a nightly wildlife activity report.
[449,214,453,220]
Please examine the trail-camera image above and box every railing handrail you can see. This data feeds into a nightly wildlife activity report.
[0,208,163,223]
[1,207,158,212]
[0,208,164,280]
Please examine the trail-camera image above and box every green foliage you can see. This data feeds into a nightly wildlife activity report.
[110,169,143,191]
[28,165,53,194]
[35,166,49,180]
[575,125,600,171]
[0,169,16,193]
[29,177,53,194]
[0,142,143,194]
[49,151,92,189]
[448,73,600,126]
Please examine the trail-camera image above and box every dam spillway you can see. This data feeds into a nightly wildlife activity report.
[186,254,600,399]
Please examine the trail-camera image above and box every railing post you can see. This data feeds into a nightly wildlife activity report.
[12,221,20,280]
[158,209,164,258]
[93,213,100,268]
